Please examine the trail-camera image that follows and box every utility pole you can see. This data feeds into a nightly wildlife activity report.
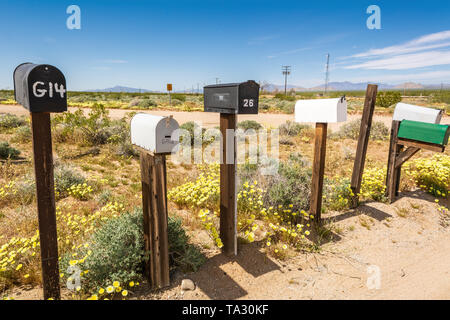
[215,78,220,85]
[282,66,291,95]
[324,54,330,96]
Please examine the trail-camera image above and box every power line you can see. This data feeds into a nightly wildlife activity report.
[282,66,291,95]
[324,54,330,95]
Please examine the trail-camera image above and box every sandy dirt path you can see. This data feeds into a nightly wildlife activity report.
[3,104,437,131]
[152,193,450,300]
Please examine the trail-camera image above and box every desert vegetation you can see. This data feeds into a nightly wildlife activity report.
[0,91,449,300]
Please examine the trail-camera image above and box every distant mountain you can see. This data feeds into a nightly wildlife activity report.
[86,82,450,93]
[262,81,450,92]
[87,86,154,93]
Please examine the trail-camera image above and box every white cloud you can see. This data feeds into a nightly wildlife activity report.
[345,50,450,70]
[351,30,450,58]
[342,30,450,71]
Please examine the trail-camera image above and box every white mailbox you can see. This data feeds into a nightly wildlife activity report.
[131,113,179,154]
[393,103,443,124]
[295,97,347,123]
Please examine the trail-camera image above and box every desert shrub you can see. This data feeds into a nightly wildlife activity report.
[332,119,389,140]
[274,93,296,101]
[138,99,157,109]
[276,101,295,114]
[11,126,32,143]
[0,142,20,159]
[54,165,86,198]
[170,98,183,106]
[238,162,259,185]
[279,137,294,145]
[60,209,145,291]
[324,177,354,211]
[167,216,206,272]
[238,120,262,131]
[52,104,112,146]
[0,114,26,130]
[97,189,113,205]
[376,91,402,108]
[405,154,449,198]
[169,163,220,211]
[171,94,186,102]
[0,179,35,206]
[60,209,204,291]
[279,121,310,136]
[128,98,141,108]
[264,153,311,213]
[179,121,210,146]
[359,167,387,202]
[106,119,138,157]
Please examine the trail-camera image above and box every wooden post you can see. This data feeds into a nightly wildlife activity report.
[310,122,327,224]
[140,151,170,288]
[30,112,60,300]
[220,113,237,256]
[386,121,401,203]
[350,84,378,208]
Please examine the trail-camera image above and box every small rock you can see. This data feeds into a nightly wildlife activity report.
[181,279,196,291]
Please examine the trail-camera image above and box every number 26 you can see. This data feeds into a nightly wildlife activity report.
[243,99,254,107]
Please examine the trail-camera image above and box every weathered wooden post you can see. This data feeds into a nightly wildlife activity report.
[350,84,378,208]
[13,63,67,300]
[386,103,448,203]
[204,80,260,255]
[131,113,180,288]
[295,97,347,223]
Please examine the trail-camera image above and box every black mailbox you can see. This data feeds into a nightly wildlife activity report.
[204,80,259,114]
[13,63,67,113]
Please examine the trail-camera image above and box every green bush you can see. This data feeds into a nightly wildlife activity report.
[276,101,295,114]
[0,114,26,130]
[61,209,205,291]
[139,99,157,109]
[332,119,389,140]
[376,91,402,108]
[11,126,32,143]
[167,216,206,272]
[264,153,311,213]
[279,121,310,136]
[171,94,186,102]
[237,120,262,131]
[274,93,296,101]
[54,165,86,198]
[53,104,113,146]
[0,142,21,159]
[323,177,353,211]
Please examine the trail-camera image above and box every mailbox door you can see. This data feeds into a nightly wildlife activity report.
[204,85,239,114]
[238,81,259,114]
[27,65,67,113]
[155,118,180,153]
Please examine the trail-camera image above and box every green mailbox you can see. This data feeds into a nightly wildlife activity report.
[398,120,450,146]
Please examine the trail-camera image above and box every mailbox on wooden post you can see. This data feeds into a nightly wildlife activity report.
[131,113,179,288]
[295,97,347,223]
[386,103,448,203]
[204,80,260,255]
[13,63,67,300]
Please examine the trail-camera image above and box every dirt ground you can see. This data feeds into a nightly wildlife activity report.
[143,191,450,300]
[2,104,449,300]
[10,190,449,300]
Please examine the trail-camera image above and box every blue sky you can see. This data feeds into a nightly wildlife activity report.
[1,0,450,91]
